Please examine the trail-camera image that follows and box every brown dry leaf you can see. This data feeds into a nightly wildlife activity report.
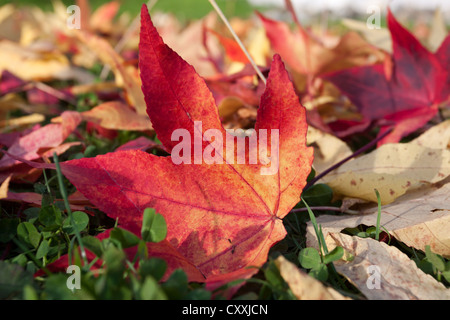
[342,8,447,53]
[318,31,387,75]
[0,6,30,42]
[68,190,91,206]
[0,94,54,120]
[306,182,450,258]
[0,40,72,81]
[74,31,147,115]
[80,101,152,131]
[158,12,220,77]
[217,96,246,120]
[341,18,392,53]
[275,255,351,300]
[428,9,448,52]
[324,233,450,300]
[319,122,450,204]
[259,12,386,78]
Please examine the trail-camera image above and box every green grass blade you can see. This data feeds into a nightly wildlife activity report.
[374,189,381,241]
[301,197,328,257]
[53,152,89,269]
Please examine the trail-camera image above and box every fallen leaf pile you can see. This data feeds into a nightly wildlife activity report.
[0,0,449,300]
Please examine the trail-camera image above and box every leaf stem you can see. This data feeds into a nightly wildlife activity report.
[207,0,267,85]
[42,169,52,195]
[304,127,393,191]
[291,206,341,213]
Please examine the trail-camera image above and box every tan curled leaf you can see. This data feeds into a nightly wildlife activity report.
[306,182,450,258]
[320,133,450,204]
[341,18,392,53]
[81,101,152,131]
[0,94,51,118]
[275,256,350,300]
[307,183,450,258]
[74,31,147,115]
[159,12,220,78]
[324,233,450,300]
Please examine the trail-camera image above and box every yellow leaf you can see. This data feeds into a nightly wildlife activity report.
[74,31,147,115]
[0,40,69,81]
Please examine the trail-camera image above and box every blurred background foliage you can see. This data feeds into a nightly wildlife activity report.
[0,0,265,20]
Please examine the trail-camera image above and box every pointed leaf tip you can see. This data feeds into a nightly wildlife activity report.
[138,3,222,154]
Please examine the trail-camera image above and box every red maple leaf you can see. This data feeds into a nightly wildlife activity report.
[17,5,313,292]
[207,29,250,64]
[435,36,450,102]
[323,8,450,145]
